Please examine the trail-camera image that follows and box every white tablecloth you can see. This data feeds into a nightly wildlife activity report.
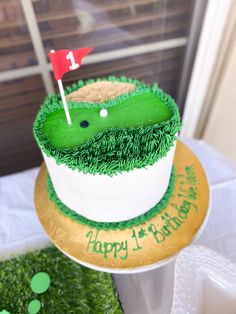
[1,139,236,313]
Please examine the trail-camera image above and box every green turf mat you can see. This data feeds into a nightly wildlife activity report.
[0,246,123,314]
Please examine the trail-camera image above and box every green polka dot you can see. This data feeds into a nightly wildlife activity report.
[31,272,51,294]
[28,300,41,314]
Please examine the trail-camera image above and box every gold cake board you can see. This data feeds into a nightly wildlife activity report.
[35,141,210,273]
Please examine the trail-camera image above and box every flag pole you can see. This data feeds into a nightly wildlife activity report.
[49,48,93,125]
[57,79,72,125]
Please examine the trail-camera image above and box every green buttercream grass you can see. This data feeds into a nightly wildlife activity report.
[0,246,123,314]
[33,76,181,175]
[46,166,176,230]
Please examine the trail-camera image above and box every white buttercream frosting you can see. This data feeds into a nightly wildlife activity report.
[43,142,176,222]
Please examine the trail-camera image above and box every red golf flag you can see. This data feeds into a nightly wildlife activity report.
[48,48,93,80]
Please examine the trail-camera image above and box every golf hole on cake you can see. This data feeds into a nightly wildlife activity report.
[34,49,209,273]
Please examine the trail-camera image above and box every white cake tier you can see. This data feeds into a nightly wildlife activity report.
[43,142,176,223]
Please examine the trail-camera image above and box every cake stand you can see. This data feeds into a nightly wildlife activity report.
[34,141,210,274]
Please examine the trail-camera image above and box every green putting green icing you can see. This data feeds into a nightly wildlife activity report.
[33,76,181,175]
[43,93,171,149]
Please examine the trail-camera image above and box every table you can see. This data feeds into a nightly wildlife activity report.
[1,139,236,313]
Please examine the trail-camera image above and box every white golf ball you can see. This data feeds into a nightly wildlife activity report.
[100,109,108,118]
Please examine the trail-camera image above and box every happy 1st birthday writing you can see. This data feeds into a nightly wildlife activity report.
[85,165,198,261]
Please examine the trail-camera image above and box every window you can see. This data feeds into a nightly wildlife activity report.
[0,0,204,175]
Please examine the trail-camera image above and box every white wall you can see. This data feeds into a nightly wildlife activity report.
[181,0,236,164]
[203,23,236,163]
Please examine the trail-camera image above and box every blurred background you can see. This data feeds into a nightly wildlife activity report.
[0,0,235,175]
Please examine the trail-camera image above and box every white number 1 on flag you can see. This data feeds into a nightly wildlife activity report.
[66,51,79,70]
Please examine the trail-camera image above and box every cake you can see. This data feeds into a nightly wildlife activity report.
[33,76,181,225]
[33,76,210,270]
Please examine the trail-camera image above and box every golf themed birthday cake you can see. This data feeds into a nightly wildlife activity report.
[33,48,209,272]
